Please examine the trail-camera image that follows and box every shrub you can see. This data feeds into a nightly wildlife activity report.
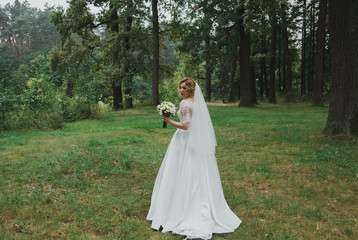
[1,77,100,131]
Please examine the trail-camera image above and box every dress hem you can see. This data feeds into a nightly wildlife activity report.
[146,218,242,240]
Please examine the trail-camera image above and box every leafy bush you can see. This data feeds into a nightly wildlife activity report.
[63,97,92,122]
[6,78,64,130]
[0,86,19,130]
[0,76,101,131]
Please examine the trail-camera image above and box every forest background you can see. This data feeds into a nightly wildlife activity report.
[0,0,357,239]
[0,0,356,136]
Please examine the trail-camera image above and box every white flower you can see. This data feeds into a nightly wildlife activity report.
[157,101,176,116]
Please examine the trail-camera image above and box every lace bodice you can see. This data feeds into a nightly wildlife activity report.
[177,100,193,123]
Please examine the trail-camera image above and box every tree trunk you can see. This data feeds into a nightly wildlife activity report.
[11,37,19,60]
[269,11,277,104]
[282,3,293,102]
[205,39,212,101]
[124,1,133,109]
[109,2,123,110]
[278,29,282,92]
[313,0,327,106]
[151,0,160,106]
[259,30,266,101]
[259,57,265,101]
[112,82,123,110]
[229,37,239,102]
[283,30,293,102]
[19,33,24,63]
[323,0,358,136]
[238,13,253,107]
[282,36,286,92]
[65,78,74,98]
[250,63,257,104]
[301,0,307,96]
[308,2,316,93]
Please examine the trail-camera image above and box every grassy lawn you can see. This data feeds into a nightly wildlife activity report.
[0,102,357,239]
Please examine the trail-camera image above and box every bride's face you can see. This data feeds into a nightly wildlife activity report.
[179,82,190,99]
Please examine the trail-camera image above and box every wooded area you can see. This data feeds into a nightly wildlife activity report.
[0,0,357,136]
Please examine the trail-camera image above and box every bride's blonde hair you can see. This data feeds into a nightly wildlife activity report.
[178,77,196,97]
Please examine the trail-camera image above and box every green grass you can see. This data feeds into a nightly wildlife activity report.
[0,102,357,239]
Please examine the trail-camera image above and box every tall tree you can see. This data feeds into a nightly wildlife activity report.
[108,1,123,110]
[312,0,327,106]
[323,0,358,136]
[0,0,38,64]
[198,0,214,101]
[259,33,267,101]
[281,2,293,102]
[228,36,239,102]
[124,0,134,109]
[268,6,277,103]
[307,0,316,93]
[151,0,160,106]
[250,63,257,104]
[278,28,283,92]
[51,0,151,109]
[238,5,253,107]
[174,0,215,101]
[300,0,307,96]
[258,15,268,100]
[201,1,214,101]
[204,30,212,101]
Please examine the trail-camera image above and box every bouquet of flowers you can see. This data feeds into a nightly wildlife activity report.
[157,101,176,128]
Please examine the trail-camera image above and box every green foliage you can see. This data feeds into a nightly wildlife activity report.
[50,0,152,109]
[0,61,102,131]
[0,84,18,129]
[59,94,92,123]
[22,78,54,112]
[159,78,181,104]
[0,0,335,134]
[0,1,60,66]
[13,78,62,129]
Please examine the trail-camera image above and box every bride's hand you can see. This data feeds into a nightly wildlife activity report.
[162,115,170,123]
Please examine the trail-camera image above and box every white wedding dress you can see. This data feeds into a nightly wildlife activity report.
[147,85,241,239]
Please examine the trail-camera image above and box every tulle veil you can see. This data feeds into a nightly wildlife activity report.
[187,82,217,155]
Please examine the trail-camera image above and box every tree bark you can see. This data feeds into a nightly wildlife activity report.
[229,37,239,102]
[313,0,327,106]
[259,56,265,101]
[151,0,160,106]
[323,0,358,136]
[205,39,212,101]
[278,29,282,92]
[250,63,257,104]
[281,3,293,102]
[112,82,123,110]
[283,30,292,102]
[109,2,123,110]
[269,10,277,104]
[124,0,133,109]
[259,24,267,101]
[301,0,307,96]
[308,2,316,93]
[19,33,24,63]
[11,37,19,60]
[238,12,253,107]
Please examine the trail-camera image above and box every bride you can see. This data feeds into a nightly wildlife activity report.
[147,77,241,239]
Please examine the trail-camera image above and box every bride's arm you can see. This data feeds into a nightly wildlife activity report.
[162,115,190,130]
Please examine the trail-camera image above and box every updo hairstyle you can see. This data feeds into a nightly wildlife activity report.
[178,77,196,97]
